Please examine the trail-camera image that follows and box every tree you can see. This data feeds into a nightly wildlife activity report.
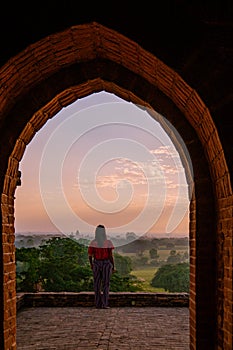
[126,232,137,242]
[114,253,132,276]
[150,263,189,292]
[16,237,142,293]
[151,238,159,249]
[181,251,189,262]
[149,248,160,267]
[149,248,159,259]
[16,247,41,292]
[39,237,92,292]
[110,272,142,292]
[167,250,181,264]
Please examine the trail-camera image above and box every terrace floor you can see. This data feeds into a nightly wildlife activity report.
[17,306,190,349]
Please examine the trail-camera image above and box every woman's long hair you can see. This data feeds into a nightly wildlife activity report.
[95,224,107,247]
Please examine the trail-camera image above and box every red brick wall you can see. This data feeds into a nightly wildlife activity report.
[0,23,232,349]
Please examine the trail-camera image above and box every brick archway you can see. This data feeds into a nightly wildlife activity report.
[0,23,232,350]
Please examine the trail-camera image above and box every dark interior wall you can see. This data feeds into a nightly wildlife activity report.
[0,1,232,180]
[0,2,232,349]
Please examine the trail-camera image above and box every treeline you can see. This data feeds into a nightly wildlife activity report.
[16,237,189,293]
[16,237,141,293]
[116,236,188,253]
[15,232,189,249]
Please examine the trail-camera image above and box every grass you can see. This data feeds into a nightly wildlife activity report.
[130,267,164,292]
[119,247,189,292]
[120,249,188,262]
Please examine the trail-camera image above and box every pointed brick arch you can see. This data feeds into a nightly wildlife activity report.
[0,22,232,350]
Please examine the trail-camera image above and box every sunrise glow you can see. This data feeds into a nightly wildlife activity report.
[15,92,192,238]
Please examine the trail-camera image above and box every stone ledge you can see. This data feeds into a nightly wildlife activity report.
[17,292,189,310]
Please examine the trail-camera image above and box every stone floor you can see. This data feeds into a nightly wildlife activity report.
[17,306,190,349]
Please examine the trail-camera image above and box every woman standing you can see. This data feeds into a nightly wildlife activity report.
[88,224,115,309]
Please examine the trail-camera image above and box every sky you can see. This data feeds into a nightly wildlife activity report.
[15,92,192,238]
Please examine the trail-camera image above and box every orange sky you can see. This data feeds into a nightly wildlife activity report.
[15,92,191,238]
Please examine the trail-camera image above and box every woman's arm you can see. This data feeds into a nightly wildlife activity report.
[88,255,93,269]
[88,244,94,269]
[109,249,115,272]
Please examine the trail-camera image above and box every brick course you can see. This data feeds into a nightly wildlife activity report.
[17,292,189,309]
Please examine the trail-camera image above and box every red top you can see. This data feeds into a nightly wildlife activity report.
[88,239,114,260]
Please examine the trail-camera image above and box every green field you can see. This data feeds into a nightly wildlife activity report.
[118,246,189,292]
[130,267,164,292]
[157,249,187,260]
[120,249,188,262]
